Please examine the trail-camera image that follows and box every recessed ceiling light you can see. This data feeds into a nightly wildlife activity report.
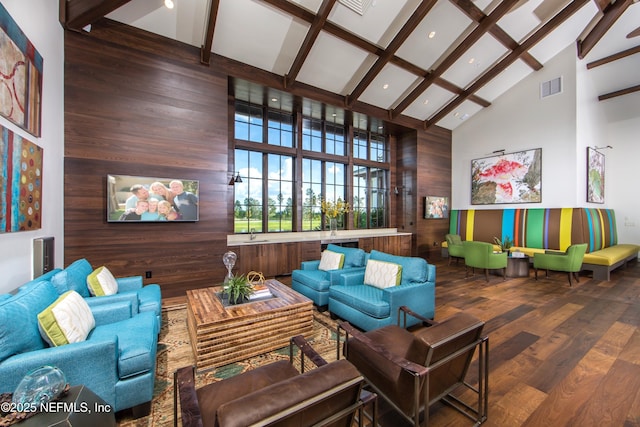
[382,83,389,90]
[423,99,429,105]
[164,0,174,9]
[454,112,460,117]
[271,97,278,102]
[428,31,436,39]
[332,113,337,117]
[468,57,475,64]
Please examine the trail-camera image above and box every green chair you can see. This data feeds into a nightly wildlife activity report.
[533,243,588,286]
[463,241,508,281]
[445,234,465,265]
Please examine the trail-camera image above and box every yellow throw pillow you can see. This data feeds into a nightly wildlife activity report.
[364,259,403,289]
[318,250,345,271]
[38,291,95,346]
[86,266,119,296]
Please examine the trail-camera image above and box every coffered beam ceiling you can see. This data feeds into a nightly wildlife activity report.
[62,0,639,129]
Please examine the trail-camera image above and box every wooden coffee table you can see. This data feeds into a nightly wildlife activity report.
[186,279,314,370]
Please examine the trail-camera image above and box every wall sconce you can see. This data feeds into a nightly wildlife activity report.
[228,172,242,186]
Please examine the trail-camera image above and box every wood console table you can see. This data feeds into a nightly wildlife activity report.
[186,279,314,370]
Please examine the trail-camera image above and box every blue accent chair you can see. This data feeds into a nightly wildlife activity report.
[0,279,158,414]
[291,244,366,310]
[328,250,436,331]
[22,259,162,331]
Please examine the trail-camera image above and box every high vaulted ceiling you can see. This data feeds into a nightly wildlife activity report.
[61,0,640,130]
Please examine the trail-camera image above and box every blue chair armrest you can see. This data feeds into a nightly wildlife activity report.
[116,276,143,292]
[326,267,366,285]
[0,338,119,405]
[340,271,366,286]
[86,291,139,314]
[301,260,321,270]
[383,281,435,314]
[91,300,134,325]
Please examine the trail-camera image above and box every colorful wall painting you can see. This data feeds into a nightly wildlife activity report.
[1,124,43,232]
[471,148,542,205]
[0,3,43,137]
[587,147,604,203]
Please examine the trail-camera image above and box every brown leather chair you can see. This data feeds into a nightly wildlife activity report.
[339,307,488,427]
[174,335,376,427]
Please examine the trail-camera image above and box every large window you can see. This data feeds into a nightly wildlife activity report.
[232,81,390,234]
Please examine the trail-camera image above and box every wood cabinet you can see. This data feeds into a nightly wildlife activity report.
[358,234,412,256]
[230,241,321,278]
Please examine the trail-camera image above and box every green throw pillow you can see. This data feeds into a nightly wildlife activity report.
[38,291,95,347]
[318,250,345,271]
[86,266,118,296]
[364,259,402,289]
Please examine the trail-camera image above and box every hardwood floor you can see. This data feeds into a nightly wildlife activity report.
[161,258,639,426]
[373,257,640,426]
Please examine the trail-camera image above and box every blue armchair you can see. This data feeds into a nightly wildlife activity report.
[26,258,162,330]
[328,250,436,331]
[0,279,158,414]
[291,244,366,310]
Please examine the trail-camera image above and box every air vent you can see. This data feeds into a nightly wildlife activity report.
[540,77,562,98]
[338,0,373,15]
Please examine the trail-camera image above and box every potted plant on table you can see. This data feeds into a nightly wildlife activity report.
[493,236,513,253]
[223,274,254,305]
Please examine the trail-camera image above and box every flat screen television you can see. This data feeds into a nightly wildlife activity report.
[107,174,199,222]
[424,196,449,219]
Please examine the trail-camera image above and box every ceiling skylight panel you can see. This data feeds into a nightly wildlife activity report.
[403,85,456,121]
[440,34,509,89]
[396,0,472,71]
[358,63,417,109]
[297,32,372,95]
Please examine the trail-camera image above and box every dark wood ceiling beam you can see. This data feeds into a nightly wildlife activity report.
[426,0,590,127]
[450,0,543,71]
[586,44,640,68]
[201,0,220,65]
[285,0,337,88]
[346,0,439,106]
[61,0,132,30]
[391,0,520,119]
[261,0,490,109]
[577,0,633,59]
[598,84,640,101]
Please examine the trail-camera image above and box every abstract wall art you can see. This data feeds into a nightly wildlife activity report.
[0,3,43,137]
[0,124,43,232]
[471,148,542,205]
[587,147,604,203]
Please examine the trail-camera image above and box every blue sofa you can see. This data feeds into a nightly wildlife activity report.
[328,250,436,331]
[291,244,366,309]
[0,279,158,413]
[33,258,162,330]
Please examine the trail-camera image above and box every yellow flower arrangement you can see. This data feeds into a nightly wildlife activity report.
[320,198,351,218]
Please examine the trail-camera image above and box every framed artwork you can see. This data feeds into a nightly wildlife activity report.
[471,148,542,205]
[0,3,43,137]
[0,124,43,232]
[424,196,449,219]
[587,147,604,203]
[107,174,199,222]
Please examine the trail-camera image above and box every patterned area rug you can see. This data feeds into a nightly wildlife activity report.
[117,305,340,426]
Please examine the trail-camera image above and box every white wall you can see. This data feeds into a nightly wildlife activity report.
[453,45,578,209]
[453,44,640,245]
[0,0,64,292]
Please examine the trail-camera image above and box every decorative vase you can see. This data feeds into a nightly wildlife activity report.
[222,251,237,285]
[329,218,338,237]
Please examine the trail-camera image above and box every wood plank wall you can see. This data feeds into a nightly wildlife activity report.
[63,19,452,298]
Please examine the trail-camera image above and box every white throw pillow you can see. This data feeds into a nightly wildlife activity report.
[318,250,345,271]
[38,291,96,346]
[86,266,119,296]
[364,259,402,289]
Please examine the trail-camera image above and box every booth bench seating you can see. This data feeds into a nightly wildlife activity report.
[443,208,639,281]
